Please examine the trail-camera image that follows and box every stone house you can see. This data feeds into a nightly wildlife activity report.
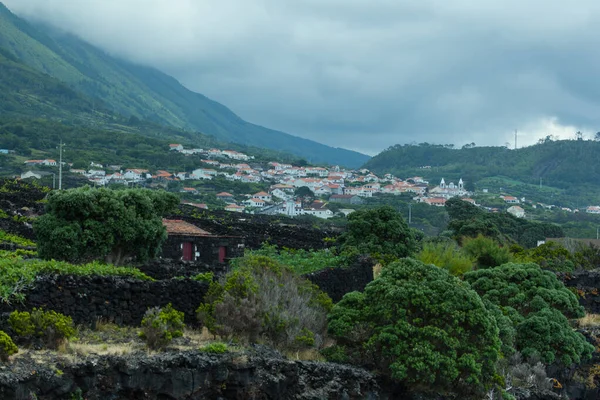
[161,219,244,264]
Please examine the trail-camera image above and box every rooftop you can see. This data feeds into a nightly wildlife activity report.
[162,219,213,237]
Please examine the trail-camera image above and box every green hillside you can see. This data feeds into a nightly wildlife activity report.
[0,3,369,167]
[364,140,600,207]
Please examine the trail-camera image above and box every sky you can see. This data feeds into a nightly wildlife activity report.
[4,0,600,156]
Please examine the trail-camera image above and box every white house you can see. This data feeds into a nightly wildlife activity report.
[252,191,272,202]
[500,195,520,204]
[586,206,600,214]
[169,144,183,151]
[225,204,245,213]
[123,169,147,181]
[507,205,526,218]
[245,198,266,208]
[191,168,217,179]
[41,159,57,166]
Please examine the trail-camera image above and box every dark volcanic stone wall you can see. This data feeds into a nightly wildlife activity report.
[0,275,208,327]
[557,270,600,314]
[136,259,228,280]
[0,349,382,400]
[304,256,374,302]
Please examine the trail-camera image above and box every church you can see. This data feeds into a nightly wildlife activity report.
[428,178,470,199]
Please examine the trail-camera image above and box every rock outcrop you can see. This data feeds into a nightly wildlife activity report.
[0,348,380,400]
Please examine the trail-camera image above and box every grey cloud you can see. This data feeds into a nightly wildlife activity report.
[5,0,600,155]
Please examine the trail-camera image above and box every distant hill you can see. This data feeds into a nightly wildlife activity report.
[364,140,600,207]
[0,3,369,167]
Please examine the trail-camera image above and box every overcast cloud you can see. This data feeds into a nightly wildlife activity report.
[4,0,600,155]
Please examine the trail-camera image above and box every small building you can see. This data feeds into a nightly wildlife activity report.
[216,192,235,203]
[224,204,245,213]
[161,219,243,264]
[500,195,519,204]
[507,205,525,218]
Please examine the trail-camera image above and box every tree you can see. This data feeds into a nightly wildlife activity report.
[294,186,314,198]
[464,263,593,365]
[337,206,418,264]
[327,258,501,398]
[34,187,178,264]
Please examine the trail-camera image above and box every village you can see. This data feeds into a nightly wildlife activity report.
[19,144,600,220]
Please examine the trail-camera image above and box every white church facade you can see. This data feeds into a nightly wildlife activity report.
[428,178,470,199]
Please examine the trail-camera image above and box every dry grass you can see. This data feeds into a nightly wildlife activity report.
[284,348,324,361]
[372,263,382,279]
[579,314,600,327]
[68,341,137,357]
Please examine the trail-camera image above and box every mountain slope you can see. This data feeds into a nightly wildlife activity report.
[0,3,370,167]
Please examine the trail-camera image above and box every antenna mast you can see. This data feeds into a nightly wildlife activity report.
[514,130,518,149]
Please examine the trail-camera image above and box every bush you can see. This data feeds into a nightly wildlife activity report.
[328,258,501,398]
[464,263,593,365]
[417,241,474,275]
[0,331,18,361]
[197,254,332,351]
[200,342,228,354]
[462,235,513,268]
[192,272,214,283]
[9,308,75,349]
[139,303,185,350]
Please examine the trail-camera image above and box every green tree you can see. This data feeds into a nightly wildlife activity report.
[327,258,501,398]
[34,187,178,264]
[294,186,314,198]
[462,235,513,269]
[337,206,418,264]
[464,263,593,365]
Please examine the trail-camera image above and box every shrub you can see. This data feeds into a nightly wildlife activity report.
[139,303,185,350]
[0,331,18,361]
[328,258,501,398]
[192,272,214,283]
[9,308,75,349]
[462,234,513,268]
[200,342,228,354]
[417,241,474,275]
[464,263,593,365]
[197,254,331,351]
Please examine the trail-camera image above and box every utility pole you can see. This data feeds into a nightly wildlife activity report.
[58,140,65,190]
[52,173,55,189]
[539,177,542,189]
[514,129,518,149]
[408,203,412,224]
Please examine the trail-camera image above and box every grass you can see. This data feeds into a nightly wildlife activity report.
[578,314,600,328]
[0,230,36,247]
[0,253,152,304]
[232,244,346,275]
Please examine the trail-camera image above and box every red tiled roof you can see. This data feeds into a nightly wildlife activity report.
[162,219,212,237]
[217,192,234,197]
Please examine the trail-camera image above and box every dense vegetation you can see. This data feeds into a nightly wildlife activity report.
[34,187,178,264]
[328,258,501,398]
[446,197,563,248]
[0,3,369,167]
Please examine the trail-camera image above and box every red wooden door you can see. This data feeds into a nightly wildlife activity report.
[218,246,227,263]
[182,242,193,261]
